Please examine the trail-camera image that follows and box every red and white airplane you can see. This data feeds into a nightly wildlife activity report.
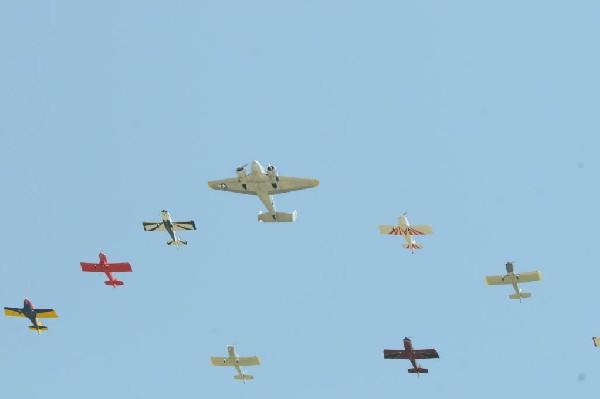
[384,337,439,376]
[80,252,132,287]
[378,213,433,253]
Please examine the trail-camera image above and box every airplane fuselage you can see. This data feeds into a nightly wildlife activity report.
[98,252,117,286]
[22,299,40,329]
[227,345,244,376]
[238,161,277,213]
[403,338,419,370]
[161,211,177,241]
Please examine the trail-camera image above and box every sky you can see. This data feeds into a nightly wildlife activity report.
[0,1,599,398]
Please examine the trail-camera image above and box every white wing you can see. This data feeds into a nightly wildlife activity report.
[171,221,196,231]
[268,176,319,194]
[208,178,258,195]
[143,222,166,231]
[484,275,511,286]
[210,356,261,366]
[514,271,543,283]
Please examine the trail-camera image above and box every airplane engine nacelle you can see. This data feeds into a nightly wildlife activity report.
[236,166,247,179]
[266,164,279,181]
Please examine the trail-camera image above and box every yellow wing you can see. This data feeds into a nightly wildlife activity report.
[35,309,59,318]
[4,307,26,317]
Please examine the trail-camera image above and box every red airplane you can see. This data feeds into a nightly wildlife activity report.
[384,337,439,376]
[80,252,132,287]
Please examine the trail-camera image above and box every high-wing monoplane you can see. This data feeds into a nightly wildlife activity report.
[210,345,261,382]
[384,337,439,376]
[143,210,196,247]
[378,213,433,253]
[4,298,59,334]
[80,252,132,287]
[485,261,543,301]
[208,160,319,222]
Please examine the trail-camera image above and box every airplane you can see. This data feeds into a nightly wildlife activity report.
[484,261,543,301]
[4,298,59,334]
[210,345,261,383]
[80,251,132,287]
[384,337,439,376]
[378,213,433,253]
[143,210,196,247]
[208,160,319,222]
[593,337,600,347]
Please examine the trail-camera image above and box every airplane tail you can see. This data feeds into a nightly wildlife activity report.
[408,367,428,374]
[104,280,124,287]
[258,211,297,223]
[234,374,254,383]
[403,243,423,251]
[167,239,188,247]
[29,325,48,334]
[509,292,531,300]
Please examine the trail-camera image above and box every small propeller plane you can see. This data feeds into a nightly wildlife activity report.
[593,337,600,347]
[378,213,433,253]
[4,298,59,334]
[208,160,319,222]
[485,261,543,301]
[143,210,196,247]
[80,252,132,287]
[210,345,261,383]
[384,337,439,376]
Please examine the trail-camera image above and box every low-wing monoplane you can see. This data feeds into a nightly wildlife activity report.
[4,298,59,334]
[143,210,196,247]
[485,261,543,301]
[208,160,319,222]
[384,337,439,376]
[210,345,261,382]
[378,213,433,253]
[80,252,132,287]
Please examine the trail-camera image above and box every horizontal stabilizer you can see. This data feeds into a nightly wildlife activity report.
[408,368,428,374]
[105,280,124,286]
[258,211,297,223]
[29,326,48,331]
[167,239,188,246]
[509,292,531,300]
[403,243,423,249]
[234,374,254,380]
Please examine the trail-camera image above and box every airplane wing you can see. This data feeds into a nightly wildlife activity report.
[35,309,59,318]
[208,178,258,195]
[210,356,261,366]
[81,262,131,272]
[107,262,133,272]
[171,221,197,231]
[412,349,439,359]
[143,222,167,231]
[515,271,543,283]
[378,225,433,235]
[4,307,26,317]
[484,275,511,285]
[383,349,409,359]
[408,225,434,235]
[269,176,319,194]
[593,337,600,347]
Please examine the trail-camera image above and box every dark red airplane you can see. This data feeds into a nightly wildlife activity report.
[384,337,439,376]
[80,252,132,287]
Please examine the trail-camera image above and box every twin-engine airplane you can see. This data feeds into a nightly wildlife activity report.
[143,210,196,247]
[208,160,319,222]
[210,345,261,383]
[485,261,543,301]
[378,213,433,253]
[384,337,439,376]
[80,252,132,287]
[4,298,59,334]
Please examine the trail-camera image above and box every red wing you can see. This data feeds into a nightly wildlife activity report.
[383,349,409,359]
[107,263,132,272]
[80,262,101,272]
[412,349,439,359]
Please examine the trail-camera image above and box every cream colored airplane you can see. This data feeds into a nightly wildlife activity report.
[485,262,543,301]
[593,337,600,347]
[378,213,433,253]
[211,345,261,383]
[208,160,319,222]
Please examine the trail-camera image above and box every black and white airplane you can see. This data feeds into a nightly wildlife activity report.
[143,210,196,247]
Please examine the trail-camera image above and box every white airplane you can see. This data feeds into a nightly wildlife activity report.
[485,262,543,301]
[593,337,600,347]
[142,210,196,247]
[378,213,433,253]
[210,345,261,383]
[208,160,319,222]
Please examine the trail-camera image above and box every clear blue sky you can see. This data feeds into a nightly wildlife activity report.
[1,1,599,398]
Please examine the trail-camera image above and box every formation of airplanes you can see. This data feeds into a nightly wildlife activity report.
[5,159,598,381]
